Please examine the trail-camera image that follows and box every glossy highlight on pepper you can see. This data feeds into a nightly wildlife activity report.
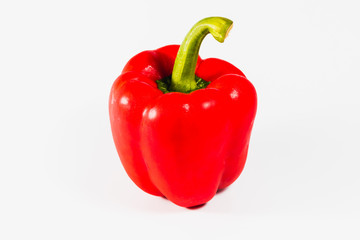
[109,17,257,207]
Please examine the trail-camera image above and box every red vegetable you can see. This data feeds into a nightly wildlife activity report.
[109,17,257,207]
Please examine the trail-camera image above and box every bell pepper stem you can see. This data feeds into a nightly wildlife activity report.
[170,17,233,93]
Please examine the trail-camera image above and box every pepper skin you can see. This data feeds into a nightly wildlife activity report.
[109,17,257,207]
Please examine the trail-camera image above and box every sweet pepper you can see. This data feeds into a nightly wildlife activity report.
[109,17,257,207]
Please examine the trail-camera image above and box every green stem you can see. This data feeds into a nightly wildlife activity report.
[170,17,233,93]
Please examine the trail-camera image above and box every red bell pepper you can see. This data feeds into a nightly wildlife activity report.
[109,17,257,207]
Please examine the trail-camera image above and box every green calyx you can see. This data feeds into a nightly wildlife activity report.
[162,16,233,94]
[156,75,210,94]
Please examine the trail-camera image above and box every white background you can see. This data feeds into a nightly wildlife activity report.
[1,0,359,239]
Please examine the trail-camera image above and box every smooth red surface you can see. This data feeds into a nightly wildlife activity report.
[109,45,257,207]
